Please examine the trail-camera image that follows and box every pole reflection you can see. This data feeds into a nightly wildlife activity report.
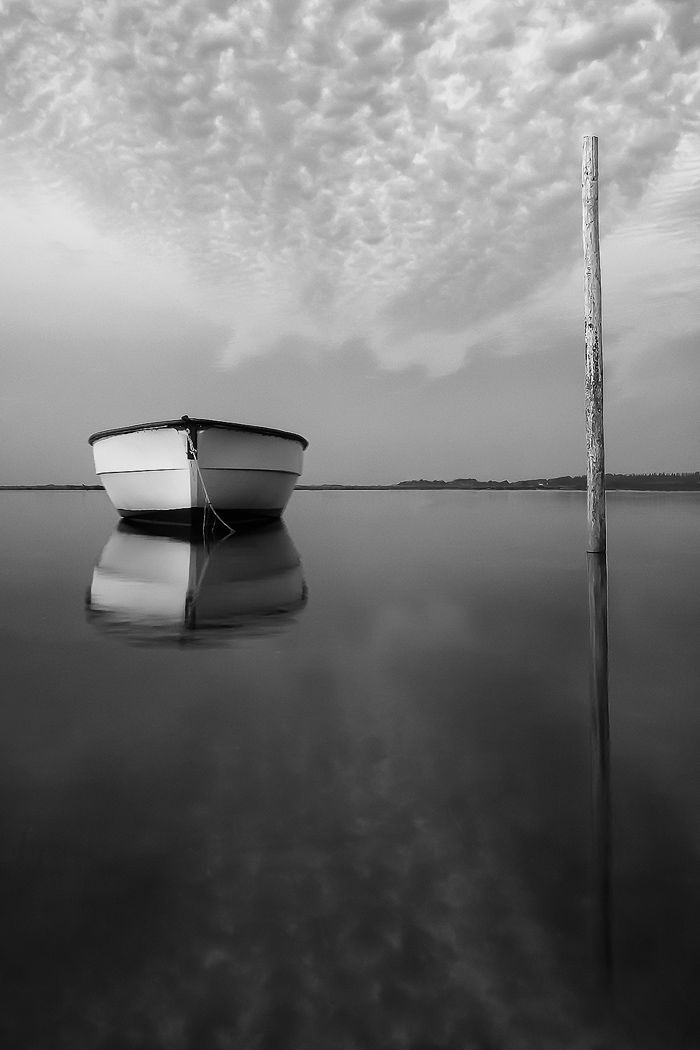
[587,551,612,995]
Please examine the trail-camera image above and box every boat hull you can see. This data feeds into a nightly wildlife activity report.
[89,418,307,524]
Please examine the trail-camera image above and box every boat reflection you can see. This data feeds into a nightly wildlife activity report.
[86,520,307,645]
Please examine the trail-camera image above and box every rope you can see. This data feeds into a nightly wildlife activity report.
[185,431,236,538]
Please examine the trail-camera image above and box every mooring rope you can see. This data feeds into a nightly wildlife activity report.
[185,431,236,538]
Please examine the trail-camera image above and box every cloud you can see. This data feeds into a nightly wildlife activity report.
[665,0,700,54]
[0,0,699,379]
[544,10,657,74]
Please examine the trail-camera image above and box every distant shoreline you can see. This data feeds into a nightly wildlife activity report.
[297,484,700,492]
[301,472,700,491]
[2,473,699,493]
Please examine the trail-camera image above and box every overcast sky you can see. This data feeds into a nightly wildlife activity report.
[1,0,699,483]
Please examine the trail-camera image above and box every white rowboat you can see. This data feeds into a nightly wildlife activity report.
[89,416,308,525]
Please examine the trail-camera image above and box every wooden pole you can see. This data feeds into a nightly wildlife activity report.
[582,136,606,553]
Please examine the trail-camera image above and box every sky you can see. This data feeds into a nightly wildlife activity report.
[1,0,699,484]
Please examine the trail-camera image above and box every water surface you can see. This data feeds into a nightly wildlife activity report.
[1,490,699,1049]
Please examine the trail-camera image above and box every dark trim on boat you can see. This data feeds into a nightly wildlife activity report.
[118,507,285,527]
[89,416,309,450]
[117,517,288,539]
[97,466,300,476]
[96,464,302,472]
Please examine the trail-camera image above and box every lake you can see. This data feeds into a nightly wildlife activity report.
[1,490,699,1049]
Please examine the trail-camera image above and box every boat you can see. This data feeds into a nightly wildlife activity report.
[86,520,307,644]
[88,416,308,525]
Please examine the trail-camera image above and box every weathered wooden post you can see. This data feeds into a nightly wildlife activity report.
[582,136,606,553]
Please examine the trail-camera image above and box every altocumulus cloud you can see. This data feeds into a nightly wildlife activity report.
[1,0,699,374]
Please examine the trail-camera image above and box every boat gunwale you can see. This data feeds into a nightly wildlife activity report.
[88,417,309,450]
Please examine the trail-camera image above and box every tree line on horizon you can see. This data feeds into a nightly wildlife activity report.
[396,472,700,490]
[2,473,699,492]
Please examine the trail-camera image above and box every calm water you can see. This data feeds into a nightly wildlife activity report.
[1,490,699,1049]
